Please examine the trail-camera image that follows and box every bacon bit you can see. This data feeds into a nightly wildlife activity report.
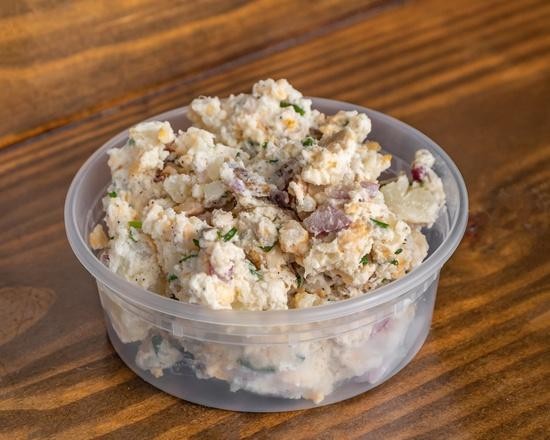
[272,158,300,190]
[206,262,215,276]
[233,168,272,196]
[269,189,291,209]
[309,127,323,139]
[154,163,177,183]
[303,205,351,236]
[153,169,165,183]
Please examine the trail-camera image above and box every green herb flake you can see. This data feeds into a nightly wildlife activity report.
[151,335,163,355]
[360,254,370,266]
[259,243,276,252]
[394,248,403,255]
[179,254,198,263]
[390,259,399,266]
[302,137,314,147]
[128,228,137,242]
[128,220,142,229]
[107,191,117,198]
[280,101,305,116]
[193,238,200,249]
[248,261,263,279]
[296,273,304,288]
[370,218,389,228]
[128,138,136,146]
[222,227,238,242]
[262,141,268,149]
[268,159,279,164]
[238,358,276,373]
[168,274,178,281]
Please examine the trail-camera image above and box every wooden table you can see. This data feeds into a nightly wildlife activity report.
[1,0,549,438]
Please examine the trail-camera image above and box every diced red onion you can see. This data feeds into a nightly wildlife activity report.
[303,205,351,236]
[411,165,426,182]
[228,178,246,194]
[360,181,380,197]
[371,317,390,336]
[327,186,352,200]
[214,264,234,282]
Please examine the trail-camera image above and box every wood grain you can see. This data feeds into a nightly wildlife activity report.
[0,0,389,149]
[1,0,549,438]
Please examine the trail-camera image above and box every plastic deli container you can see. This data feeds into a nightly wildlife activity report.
[65,98,468,412]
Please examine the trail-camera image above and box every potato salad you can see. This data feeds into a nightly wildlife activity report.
[90,79,446,402]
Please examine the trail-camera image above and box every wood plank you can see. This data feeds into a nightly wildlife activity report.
[0,0,549,438]
[0,0,391,148]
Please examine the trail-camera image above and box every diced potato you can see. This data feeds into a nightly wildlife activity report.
[279,220,309,255]
[89,224,109,250]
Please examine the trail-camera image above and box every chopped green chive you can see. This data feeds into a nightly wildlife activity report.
[222,227,238,242]
[296,273,304,288]
[268,159,279,164]
[151,335,162,355]
[370,218,389,228]
[259,243,276,252]
[360,254,370,266]
[302,137,314,147]
[238,358,276,373]
[179,254,198,263]
[128,138,136,146]
[248,261,263,279]
[390,259,399,266]
[128,220,142,229]
[394,248,403,255]
[262,141,268,149]
[107,191,117,198]
[193,238,200,249]
[168,274,178,281]
[280,101,305,116]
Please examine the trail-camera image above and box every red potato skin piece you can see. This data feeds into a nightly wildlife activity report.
[303,205,352,236]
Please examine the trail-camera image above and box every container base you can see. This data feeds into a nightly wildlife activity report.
[105,315,431,412]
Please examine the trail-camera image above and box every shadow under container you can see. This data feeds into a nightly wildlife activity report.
[65,98,468,411]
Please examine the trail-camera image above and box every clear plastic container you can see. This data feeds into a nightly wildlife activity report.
[65,98,468,411]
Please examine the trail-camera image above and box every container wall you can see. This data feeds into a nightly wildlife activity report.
[98,275,438,411]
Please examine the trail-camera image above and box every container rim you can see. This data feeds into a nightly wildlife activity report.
[64,98,468,326]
